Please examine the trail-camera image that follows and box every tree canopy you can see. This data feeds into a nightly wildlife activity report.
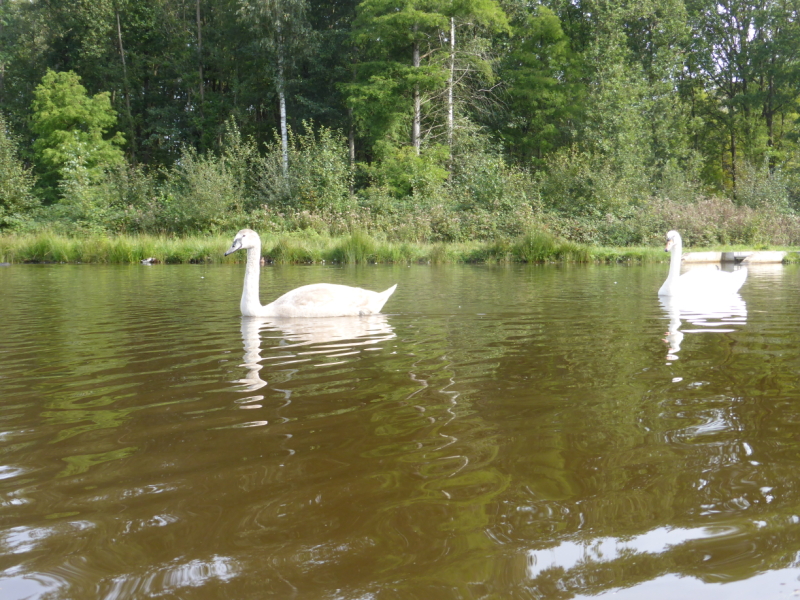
[1,0,800,242]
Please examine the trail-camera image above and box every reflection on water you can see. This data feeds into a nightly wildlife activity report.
[660,294,748,360]
[234,314,395,400]
[2,263,800,599]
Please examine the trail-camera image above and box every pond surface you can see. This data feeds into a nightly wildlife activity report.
[1,260,800,599]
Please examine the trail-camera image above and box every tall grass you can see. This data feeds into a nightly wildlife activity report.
[330,231,377,264]
[4,229,778,265]
[0,231,234,264]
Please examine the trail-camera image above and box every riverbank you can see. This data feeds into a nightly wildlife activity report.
[1,230,796,265]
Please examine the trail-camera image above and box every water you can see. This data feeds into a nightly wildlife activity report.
[1,261,800,599]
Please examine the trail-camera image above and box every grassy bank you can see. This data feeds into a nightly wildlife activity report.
[0,230,794,265]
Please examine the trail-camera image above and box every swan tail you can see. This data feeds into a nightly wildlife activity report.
[372,284,397,312]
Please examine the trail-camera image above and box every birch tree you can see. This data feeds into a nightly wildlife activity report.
[350,0,507,159]
[238,0,313,176]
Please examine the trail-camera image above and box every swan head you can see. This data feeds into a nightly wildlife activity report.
[225,229,261,256]
[665,230,681,253]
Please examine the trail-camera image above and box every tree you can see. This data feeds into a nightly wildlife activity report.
[350,0,507,159]
[238,0,314,176]
[499,5,583,166]
[0,113,37,228]
[30,69,125,199]
[686,0,800,190]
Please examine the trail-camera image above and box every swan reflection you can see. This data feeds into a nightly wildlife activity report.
[235,315,395,390]
[660,294,747,361]
[236,317,269,394]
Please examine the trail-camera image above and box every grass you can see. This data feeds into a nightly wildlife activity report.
[2,228,795,265]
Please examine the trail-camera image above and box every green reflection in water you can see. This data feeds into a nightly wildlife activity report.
[58,447,138,478]
[2,263,800,599]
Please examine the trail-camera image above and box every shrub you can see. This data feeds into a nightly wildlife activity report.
[162,145,246,234]
[255,122,353,213]
[736,159,790,212]
[0,114,38,230]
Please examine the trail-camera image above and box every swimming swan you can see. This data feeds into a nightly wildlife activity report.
[225,229,397,317]
[658,230,747,297]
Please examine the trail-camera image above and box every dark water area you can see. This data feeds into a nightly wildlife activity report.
[1,261,800,599]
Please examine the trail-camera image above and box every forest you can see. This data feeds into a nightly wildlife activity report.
[1,0,800,249]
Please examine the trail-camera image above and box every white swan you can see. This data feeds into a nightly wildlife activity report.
[658,230,747,297]
[225,229,397,317]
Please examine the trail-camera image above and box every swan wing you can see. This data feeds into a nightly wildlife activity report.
[263,283,396,317]
[674,266,748,295]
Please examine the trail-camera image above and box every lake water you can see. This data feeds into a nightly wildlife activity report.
[1,261,800,599]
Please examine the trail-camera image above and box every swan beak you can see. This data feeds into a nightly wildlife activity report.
[224,239,242,256]
[665,239,673,252]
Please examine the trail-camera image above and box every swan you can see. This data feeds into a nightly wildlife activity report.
[658,230,747,297]
[225,229,397,317]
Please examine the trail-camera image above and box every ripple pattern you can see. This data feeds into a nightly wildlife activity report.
[2,263,800,599]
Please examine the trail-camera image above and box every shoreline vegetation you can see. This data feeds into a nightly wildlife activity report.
[2,231,796,266]
[6,3,800,275]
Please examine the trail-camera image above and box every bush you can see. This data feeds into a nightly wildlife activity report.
[0,115,38,230]
[255,122,353,213]
[111,165,166,233]
[537,148,648,222]
[52,153,120,234]
[736,159,790,212]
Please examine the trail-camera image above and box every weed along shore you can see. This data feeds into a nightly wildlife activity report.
[2,230,796,266]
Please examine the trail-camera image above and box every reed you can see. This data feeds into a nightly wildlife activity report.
[266,235,325,264]
[4,230,763,265]
[329,230,377,264]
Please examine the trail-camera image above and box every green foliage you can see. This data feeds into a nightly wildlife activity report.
[735,159,790,212]
[348,0,508,155]
[367,143,449,198]
[0,114,38,230]
[500,5,582,165]
[331,230,378,264]
[537,149,646,222]
[163,146,246,234]
[53,152,120,234]
[256,122,353,212]
[3,0,800,250]
[30,70,125,199]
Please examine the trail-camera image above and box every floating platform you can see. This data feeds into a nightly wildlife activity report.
[682,251,787,264]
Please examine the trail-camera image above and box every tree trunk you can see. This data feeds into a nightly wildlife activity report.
[412,25,421,155]
[447,16,455,176]
[348,107,355,194]
[277,30,289,176]
[730,119,737,192]
[765,60,775,152]
[115,3,137,164]
[196,0,204,105]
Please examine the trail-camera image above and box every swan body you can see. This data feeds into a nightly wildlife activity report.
[225,229,397,317]
[658,230,747,297]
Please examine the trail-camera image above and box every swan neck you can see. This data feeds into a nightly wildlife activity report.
[666,239,682,283]
[241,243,264,316]
[658,236,683,295]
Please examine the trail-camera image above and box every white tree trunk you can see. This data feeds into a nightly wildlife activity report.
[277,31,289,176]
[412,27,421,155]
[348,107,355,194]
[448,16,455,174]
